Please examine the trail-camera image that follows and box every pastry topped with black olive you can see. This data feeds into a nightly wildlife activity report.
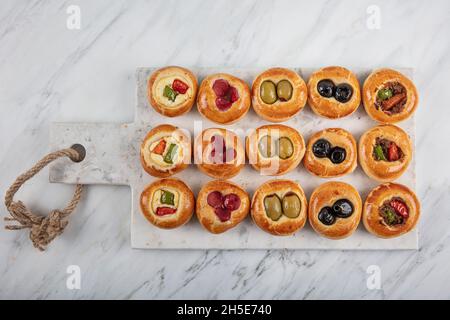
[308,181,362,239]
[246,124,305,176]
[251,179,307,236]
[363,183,420,238]
[359,124,412,182]
[363,68,418,123]
[251,68,307,122]
[196,180,250,234]
[197,73,251,124]
[140,178,195,229]
[303,128,357,178]
[194,128,245,179]
[140,124,191,177]
[148,66,198,117]
[307,66,361,119]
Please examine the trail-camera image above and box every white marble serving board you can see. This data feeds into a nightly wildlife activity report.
[49,67,417,250]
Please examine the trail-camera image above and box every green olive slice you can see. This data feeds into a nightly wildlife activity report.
[260,80,277,104]
[276,80,293,101]
[282,193,301,218]
[264,194,282,221]
[258,135,277,158]
[278,137,293,159]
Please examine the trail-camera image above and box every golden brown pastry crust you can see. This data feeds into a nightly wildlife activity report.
[308,181,362,239]
[148,66,198,117]
[303,128,357,178]
[196,180,250,234]
[363,183,420,238]
[194,128,245,179]
[359,124,412,182]
[251,179,308,236]
[197,73,251,124]
[140,124,191,178]
[251,68,307,122]
[307,66,361,119]
[140,178,195,229]
[362,68,418,123]
[246,124,305,176]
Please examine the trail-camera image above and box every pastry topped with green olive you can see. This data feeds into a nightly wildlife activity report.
[303,128,357,178]
[251,179,307,236]
[251,68,307,122]
[308,181,362,239]
[197,73,251,124]
[363,183,420,238]
[359,124,412,182]
[140,124,191,177]
[363,68,418,123]
[140,178,195,229]
[246,124,305,176]
[194,128,245,179]
[196,180,250,234]
[148,66,198,117]
[307,66,361,119]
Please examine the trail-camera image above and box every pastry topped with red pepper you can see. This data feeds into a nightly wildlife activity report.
[197,73,251,124]
[140,178,195,229]
[363,68,418,123]
[359,124,412,182]
[363,183,420,238]
[140,124,191,178]
[148,66,198,117]
[194,128,245,179]
[196,180,250,234]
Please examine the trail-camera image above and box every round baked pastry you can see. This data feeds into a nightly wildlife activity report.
[359,124,412,182]
[307,66,361,119]
[140,178,195,229]
[251,179,307,236]
[197,73,251,124]
[363,183,420,238]
[362,68,418,123]
[246,124,305,176]
[194,128,245,179]
[308,181,362,239]
[251,67,307,122]
[148,66,198,117]
[140,124,191,178]
[196,180,250,234]
[303,128,357,178]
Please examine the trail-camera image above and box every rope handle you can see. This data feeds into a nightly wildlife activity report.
[4,146,85,251]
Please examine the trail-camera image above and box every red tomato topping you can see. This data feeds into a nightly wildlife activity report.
[156,207,177,216]
[390,200,409,218]
[388,142,400,161]
[152,140,166,155]
[172,79,189,94]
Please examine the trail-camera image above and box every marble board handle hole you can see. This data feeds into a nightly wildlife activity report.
[70,143,86,163]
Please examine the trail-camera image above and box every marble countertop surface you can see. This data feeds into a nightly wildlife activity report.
[1,0,449,299]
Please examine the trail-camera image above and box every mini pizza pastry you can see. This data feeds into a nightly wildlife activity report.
[303,128,357,178]
[308,181,362,239]
[307,66,361,119]
[140,178,195,229]
[363,183,420,238]
[196,180,250,234]
[251,179,307,236]
[251,67,307,122]
[148,66,198,117]
[362,68,418,123]
[194,128,245,179]
[197,73,251,124]
[359,124,412,182]
[140,124,191,177]
[246,124,305,176]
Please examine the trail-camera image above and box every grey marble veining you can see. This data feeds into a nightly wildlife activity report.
[1,0,450,299]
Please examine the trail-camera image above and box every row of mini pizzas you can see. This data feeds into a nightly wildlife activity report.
[141,123,412,182]
[147,66,418,124]
[140,178,420,239]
